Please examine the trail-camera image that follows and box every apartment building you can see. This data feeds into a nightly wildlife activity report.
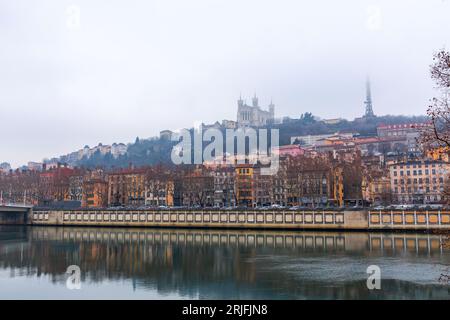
[389,160,449,204]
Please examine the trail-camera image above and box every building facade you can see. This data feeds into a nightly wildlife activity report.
[377,123,430,137]
[236,95,274,127]
[389,160,449,204]
[213,166,236,208]
[235,164,255,207]
[82,179,108,208]
[107,169,146,207]
[145,179,174,207]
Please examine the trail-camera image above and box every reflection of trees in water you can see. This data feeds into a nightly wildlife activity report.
[431,230,450,284]
[0,226,449,299]
[0,228,262,292]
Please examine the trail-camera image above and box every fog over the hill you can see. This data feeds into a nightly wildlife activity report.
[1,0,449,167]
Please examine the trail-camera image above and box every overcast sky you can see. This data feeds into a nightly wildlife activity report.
[1,0,449,167]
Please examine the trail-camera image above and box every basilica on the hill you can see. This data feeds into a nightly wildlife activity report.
[236,95,274,127]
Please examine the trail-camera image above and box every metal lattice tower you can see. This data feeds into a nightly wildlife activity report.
[364,78,375,117]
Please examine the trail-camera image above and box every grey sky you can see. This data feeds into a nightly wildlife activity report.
[1,0,449,167]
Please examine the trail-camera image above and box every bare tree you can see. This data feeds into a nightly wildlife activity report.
[179,165,214,207]
[421,50,450,149]
[145,164,171,206]
[284,155,332,207]
[420,50,450,268]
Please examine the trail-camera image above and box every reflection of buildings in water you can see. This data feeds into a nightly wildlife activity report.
[368,234,444,255]
[26,227,448,256]
[0,226,449,299]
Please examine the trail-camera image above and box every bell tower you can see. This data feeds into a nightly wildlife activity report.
[252,93,258,107]
[237,94,244,108]
[269,99,275,123]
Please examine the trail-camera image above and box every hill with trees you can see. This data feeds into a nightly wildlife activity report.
[73,114,428,169]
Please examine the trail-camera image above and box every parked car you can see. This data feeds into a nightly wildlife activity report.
[271,204,284,209]
[393,204,414,210]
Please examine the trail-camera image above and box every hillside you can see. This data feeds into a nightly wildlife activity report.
[74,114,427,169]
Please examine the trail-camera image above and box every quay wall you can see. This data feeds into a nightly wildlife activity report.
[26,209,450,231]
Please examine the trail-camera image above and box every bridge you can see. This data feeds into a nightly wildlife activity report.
[0,204,33,225]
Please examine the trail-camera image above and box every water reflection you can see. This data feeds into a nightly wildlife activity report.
[0,226,449,299]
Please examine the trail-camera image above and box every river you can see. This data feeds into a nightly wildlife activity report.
[0,226,449,299]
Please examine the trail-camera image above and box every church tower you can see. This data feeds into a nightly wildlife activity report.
[269,99,275,123]
[237,94,244,108]
[237,94,244,124]
[252,94,258,107]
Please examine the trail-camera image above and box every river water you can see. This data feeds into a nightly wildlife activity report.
[0,225,449,299]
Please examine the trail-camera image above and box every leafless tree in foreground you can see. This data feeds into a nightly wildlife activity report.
[421,50,450,149]
[422,50,450,279]
[421,51,450,203]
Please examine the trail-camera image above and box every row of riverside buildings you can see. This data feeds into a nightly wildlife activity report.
[1,92,449,209]
[0,143,449,208]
